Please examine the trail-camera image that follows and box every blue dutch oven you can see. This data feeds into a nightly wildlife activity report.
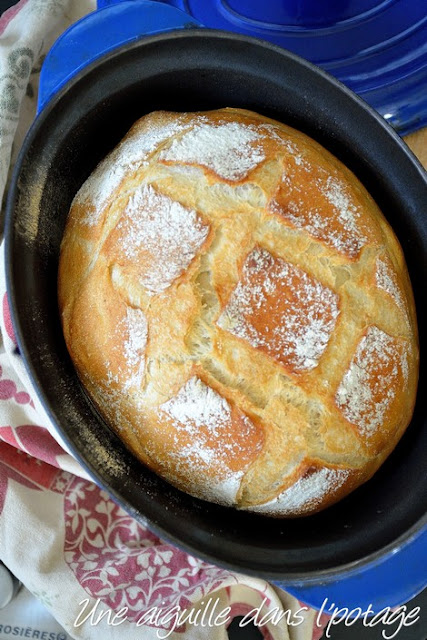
[5,0,427,615]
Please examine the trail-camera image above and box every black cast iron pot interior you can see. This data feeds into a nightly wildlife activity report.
[5,30,427,581]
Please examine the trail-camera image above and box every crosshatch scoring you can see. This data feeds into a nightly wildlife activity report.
[58,108,418,517]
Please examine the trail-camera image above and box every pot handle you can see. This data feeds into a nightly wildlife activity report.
[37,0,202,113]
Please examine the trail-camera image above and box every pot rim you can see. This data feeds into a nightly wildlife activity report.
[5,28,427,583]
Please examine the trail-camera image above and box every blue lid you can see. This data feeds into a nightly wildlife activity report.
[38,0,201,112]
[159,0,427,135]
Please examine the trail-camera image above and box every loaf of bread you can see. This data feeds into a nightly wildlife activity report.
[58,108,418,517]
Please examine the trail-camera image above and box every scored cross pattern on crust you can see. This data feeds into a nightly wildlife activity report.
[58,108,418,516]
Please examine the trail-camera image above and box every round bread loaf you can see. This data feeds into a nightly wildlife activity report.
[58,108,419,517]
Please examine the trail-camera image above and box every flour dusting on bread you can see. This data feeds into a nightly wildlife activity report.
[59,108,418,517]
[121,307,148,390]
[160,376,231,431]
[336,326,407,438]
[158,376,261,503]
[114,184,209,294]
[218,247,340,372]
[376,257,406,311]
[250,467,350,515]
[160,122,265,181]
[75,115,191,225]
[322,176,366,249]
[270,170,369,257]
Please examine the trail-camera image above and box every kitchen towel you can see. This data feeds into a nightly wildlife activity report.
[0,1,327,639]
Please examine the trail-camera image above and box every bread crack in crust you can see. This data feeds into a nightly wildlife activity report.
[58,108,419,517]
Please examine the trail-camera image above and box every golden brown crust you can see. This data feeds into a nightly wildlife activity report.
[58,108,419,517]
